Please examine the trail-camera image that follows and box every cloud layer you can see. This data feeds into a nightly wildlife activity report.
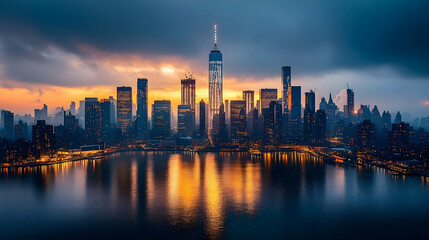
[0,0,428,117]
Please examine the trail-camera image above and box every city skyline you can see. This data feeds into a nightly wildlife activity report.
[0,1,429,118]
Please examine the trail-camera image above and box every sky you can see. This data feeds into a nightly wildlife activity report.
[0,0,428,120]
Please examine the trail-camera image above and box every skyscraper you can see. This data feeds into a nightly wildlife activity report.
[315,109,327,143]
[281,66,291,113]
[14,119,28,141]
[242,90,255,115]
[243,90,255,135]
[100,99,112,143]
[356,119,375,151]
[85,98,101,144]
[230,100,247,144]
[346,86,354,119]
[152,100,171,139]
[199,99,206,138]
[1,110,14,141]
[260,88,278,110]
[32,120,54,156]
[34,104,48,122]
[289,86,302,120]
[177,105,193,138]
[305,90,316,113]
[181,77,196,111]
[137,79,148,140]
[209,24,223,129]
[262,101,283,144]
[117,86,132,135]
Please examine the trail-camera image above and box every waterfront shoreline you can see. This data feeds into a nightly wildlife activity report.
[2,148,429,178]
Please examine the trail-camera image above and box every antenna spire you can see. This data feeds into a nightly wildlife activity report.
[214,24,217,46]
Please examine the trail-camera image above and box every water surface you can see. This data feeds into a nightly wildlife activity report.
[1,151,429,239]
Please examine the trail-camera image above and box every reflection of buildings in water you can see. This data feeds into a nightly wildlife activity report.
[324,166,346,201]
[130,160,138,216]
[167,153,201,225]
[146,152,170,219]
[204,153,223,239]
[221,153,261,215]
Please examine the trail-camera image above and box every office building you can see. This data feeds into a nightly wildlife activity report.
[230,100,247,144]
[137,79,149,140]
[289,86,301,120]
[305,90,316,113]
[282,66,291,113]
[152,100,171,139]
[14,119,28,141]
[199,100,206,138]
[85,98,101,145]
[260,88,277,110]
[178,105,193,138]
[1,110,14,141]
[117,86,132,135]
[32,120,54,156]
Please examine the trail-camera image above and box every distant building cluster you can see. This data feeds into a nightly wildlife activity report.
[1,26,428,163]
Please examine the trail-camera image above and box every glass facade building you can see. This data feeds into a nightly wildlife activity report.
[260,88,277,110]
[137,79,148,140]
[117,86,132,135]
[152,100,171,139]
[209,26,223,129]
[281,66,291,113]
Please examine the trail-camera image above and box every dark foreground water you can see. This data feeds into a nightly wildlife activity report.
[1,151,429,239]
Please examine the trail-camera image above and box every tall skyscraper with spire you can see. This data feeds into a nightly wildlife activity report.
[208,24,223,129]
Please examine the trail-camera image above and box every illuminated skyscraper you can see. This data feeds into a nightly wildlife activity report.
[181,77,196,111]
[230,100,247,144]
[260,88,277,110]
[243,90,255,134]
[137,79,148,140]
[242,90,254,115]
[281,66,291,113]
[117,86,132,135]
[209,24,223,129]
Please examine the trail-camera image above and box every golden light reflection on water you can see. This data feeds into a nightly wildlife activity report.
[167,154,201,224]
[4,151,429,238]
[204,153,224,239]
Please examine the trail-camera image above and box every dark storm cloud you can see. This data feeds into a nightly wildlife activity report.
[0,0,428,86]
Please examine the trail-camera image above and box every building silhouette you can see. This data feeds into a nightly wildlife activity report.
[152,100,171,139]
[177,105,193,138]
[32,120,54,157]
[356,119,375,151]
[199,99,206,138]
[137,78,149,140]
[281,66,291,113]
[84,98,101,145]
[260,88,277,110]
[230,100,247,144]
[1,110,14,141]
[14,119,28,141]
